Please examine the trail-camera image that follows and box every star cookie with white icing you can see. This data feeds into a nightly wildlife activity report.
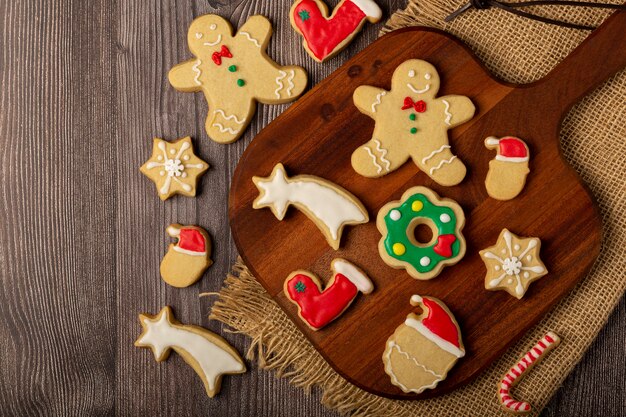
[140,137,208,201]
[480,229,548,299]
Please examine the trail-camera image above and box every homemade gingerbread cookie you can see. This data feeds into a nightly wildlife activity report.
[135,306,246,398]
[480,229,548,299]
[140,137,208,200]
[253,163,368,249]
[160,224,212,288]
[284,258,373,330]
[498,332,561,414]
[352,59,475,185]
[169,14,308,144]
[290,0,382,62]
[377,186,466,280]
[485,136,531,200]
[383,295,464,394]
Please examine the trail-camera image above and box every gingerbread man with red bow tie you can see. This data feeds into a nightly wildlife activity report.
[352,59,475,186]
[169,15,308,144]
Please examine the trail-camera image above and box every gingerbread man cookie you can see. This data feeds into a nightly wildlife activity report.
[169,15,308,144]
[352,60,475,186]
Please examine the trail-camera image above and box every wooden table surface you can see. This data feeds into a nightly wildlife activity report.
[0,0,623,416]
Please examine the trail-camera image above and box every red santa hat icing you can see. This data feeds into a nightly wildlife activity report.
[405,295,465,358]
[485,136,529,163]
[167,226,207,256]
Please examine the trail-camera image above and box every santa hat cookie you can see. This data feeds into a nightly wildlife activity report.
[159,224,213,288]
[484,136,531,201]
[290,0,382,62]
[383,294,464,394]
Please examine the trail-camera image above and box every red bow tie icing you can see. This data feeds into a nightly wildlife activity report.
[402,97,427,112]
[212,45,233,66]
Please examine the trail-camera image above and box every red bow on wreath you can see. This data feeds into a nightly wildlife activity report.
[212,45,233,66]
[402,97,427,113]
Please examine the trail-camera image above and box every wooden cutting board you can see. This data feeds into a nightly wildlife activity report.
[229,11,626,399]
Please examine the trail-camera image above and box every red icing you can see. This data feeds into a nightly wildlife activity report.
[286,272,358,329]
[401,97,427,112]
[178,228,206,253]
[292,0,366,61]
[421,296,462,349]
[499,137,528,158]
[433,234,456,258]
[212,45,232,66]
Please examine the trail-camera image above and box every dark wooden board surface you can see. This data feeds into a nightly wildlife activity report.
[0,0,624,415]
[230,15,626,398]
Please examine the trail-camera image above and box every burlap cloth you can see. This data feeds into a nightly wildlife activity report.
[211,2,626,416]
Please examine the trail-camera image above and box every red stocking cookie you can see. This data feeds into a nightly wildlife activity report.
[284,259,373,330]
[484,136,530,200]
[290,0,382,62]
[498,332,561,414]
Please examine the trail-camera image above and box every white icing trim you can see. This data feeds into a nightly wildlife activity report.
[173,246,207,257]
[214,109,244,124]
[407,83,430,94]
[373,139,390,171]
[404,317,465,358]
[203,35,222,47]
[421,145,450,165]
[364,146,383,174]
[485,136,500,146]
[332,260,373,294]
[274,70,286,98]
[238,31,261,47]
[192,59,202,85]
[285,70,295,96]
[495,155,530,163]
[442,99,452,125]
[371,91,386,112]
[384,341,443,394]
[212,123,240,135]
[429,156,457,175]
[350,0,383,19]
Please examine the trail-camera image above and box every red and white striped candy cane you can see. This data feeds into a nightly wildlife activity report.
[498,332,561,414]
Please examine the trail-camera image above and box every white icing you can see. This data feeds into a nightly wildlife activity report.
[350,0,383,19]
[136,311,244,392]
[274,70,288,98]
[424,73,432,80]
[420,256,430,267]
[439,213,451,223]
[407,83,430,94]
[209,24,217,30]
[485,136,500,146]
[239,31,261,47]
[421,145,451,165]
[214,109,244,124]
[371,91,386,112]
[203,34,222,47]
[364,146,383,174]
[494,265,501,271]
[373,139,390,171]
[212,123,240,135]
[429,156,457,175]
[523,272,530,279]
[332,259,373,294]
[192,59,202,85]
[144,140,203,195]
[173,246,207,256]
[442,99,452,126]
[408,69,416,78]
[495,155,530,163]
[384,341,443,394]
[195,32,203,39]
[405,317,465,358]
[254,165,367,241]
[285,70,295,96]
[514,244,521,251]
[390,210,401,221]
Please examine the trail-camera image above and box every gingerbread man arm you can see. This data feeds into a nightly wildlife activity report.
[353,85,388,119]
[169,60,203,93]
[436,95,476,128]
[236,15,273,49]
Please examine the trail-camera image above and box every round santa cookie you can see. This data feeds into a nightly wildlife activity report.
[376,186,466,280]
[160,224,212,287]
[169,14,308,143]
[383,295,464,394]
[352,59,475,185]
[290,0,382,63]
[484,136,530,200]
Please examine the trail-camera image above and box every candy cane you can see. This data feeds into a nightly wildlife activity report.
[498,332,561,414]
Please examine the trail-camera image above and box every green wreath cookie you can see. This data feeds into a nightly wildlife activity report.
[376,186,466,280]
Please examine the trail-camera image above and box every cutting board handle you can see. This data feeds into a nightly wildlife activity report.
[532,10,626,117]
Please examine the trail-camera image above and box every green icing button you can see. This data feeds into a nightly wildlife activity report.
[228,65,237,72]
[237,79,245,87]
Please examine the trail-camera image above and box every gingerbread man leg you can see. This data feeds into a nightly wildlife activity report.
[409,131,467,186]
[351,137,409,177]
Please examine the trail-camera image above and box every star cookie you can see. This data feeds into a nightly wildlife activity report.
[140,137,208,201]
[479,229,548,299]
